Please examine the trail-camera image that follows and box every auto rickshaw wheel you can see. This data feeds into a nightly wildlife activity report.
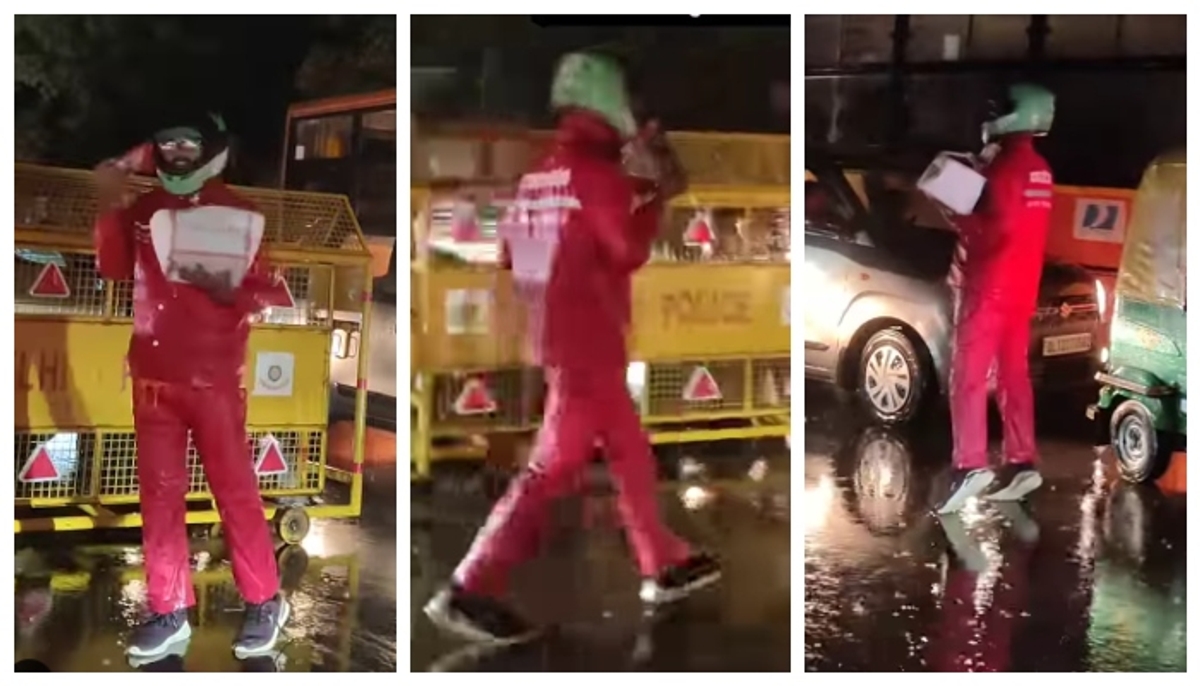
[1110,400,1170,484]
[274,507,311,545]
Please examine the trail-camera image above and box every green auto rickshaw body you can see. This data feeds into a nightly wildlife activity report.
[1091,149,1186,480]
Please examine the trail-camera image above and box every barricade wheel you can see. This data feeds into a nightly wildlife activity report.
[275,507,311,545]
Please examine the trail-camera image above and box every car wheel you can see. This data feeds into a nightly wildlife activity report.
[1110,400,1171,483]
[857,328,925,425]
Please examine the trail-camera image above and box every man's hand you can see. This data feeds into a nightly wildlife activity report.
[94,162,134,211]
[178,265,235,305]
[622,120,688,203]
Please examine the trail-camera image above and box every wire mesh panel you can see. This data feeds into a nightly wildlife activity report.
[14,427,325,505]
[646,359,747,417]
[431,368,544,431]
[13,251,109,317]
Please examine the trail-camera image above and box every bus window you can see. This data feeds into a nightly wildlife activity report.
[331,328,348,358]
[347,331,361,358]
[294,114,353,160]
[360,109,396,162]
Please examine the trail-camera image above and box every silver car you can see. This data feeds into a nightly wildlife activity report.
[803,154,1104,424]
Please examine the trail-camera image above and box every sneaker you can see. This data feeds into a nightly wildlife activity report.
[986,463,1043,502]
[639,552,722,605]
[936,468,995,515]
[129,639,188,672]
[424,585,538,644]
[126,609,192,658]
[233,594,290,659]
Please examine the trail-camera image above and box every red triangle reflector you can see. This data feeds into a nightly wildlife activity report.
[683,212,716,246]
[454,376,497,415]
[682,366,722,402]
[19,444,61,483]
[254,435,288,475]
[260,273,296,309]
[29,263,71,299]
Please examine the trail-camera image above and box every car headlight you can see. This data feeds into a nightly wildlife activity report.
[1095,278,1107,321]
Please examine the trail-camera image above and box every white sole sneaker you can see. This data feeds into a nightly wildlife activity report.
[985,470,1043,502]
[639,568,723,605]
[936,469,995,515]
[233,598,291,659]
[423,591,538,645]
[126,621,192,658]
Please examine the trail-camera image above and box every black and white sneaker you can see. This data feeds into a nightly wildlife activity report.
[126,609,192,658]
[986,463,1043,502]
[936,468,995,515]
[639,552,722,605]
[424,586,538,644]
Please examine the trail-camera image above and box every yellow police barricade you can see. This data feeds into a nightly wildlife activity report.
[15,551,362,671]
[14,164,375,541]
[410,130,790,479]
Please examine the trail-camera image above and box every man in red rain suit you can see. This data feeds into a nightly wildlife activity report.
[424,53,721,643]
[937,84,1056,514]
[93,114,288,660]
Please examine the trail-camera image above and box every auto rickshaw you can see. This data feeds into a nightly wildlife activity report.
[1089,149,1187,483]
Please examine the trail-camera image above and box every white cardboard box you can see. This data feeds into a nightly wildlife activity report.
[149,206,265,287]
[917,152,986,216]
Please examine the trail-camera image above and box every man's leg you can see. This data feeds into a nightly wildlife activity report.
[987,310,1043,501]
[941,296,1004,513]
[128,381,194,656]
[428,368,597,641]
[187,386,285,657]
[593,370,716,602]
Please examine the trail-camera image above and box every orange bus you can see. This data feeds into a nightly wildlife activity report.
[282,90,398,427]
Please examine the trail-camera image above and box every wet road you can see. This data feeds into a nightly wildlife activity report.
[411,444,792,671]
[803,386,1187,672]
[14,466,398,672]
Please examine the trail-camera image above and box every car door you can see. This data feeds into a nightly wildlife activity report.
[803,178,863,381]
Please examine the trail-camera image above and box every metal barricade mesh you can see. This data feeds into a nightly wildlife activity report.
[432,369,544,430]
[751,357,791,409]
[646,359,747,416]
[15,163,368,254]
[14,247,331,329]
[14,251,108,317]
[15,428,324,503]
[668,133,791,187]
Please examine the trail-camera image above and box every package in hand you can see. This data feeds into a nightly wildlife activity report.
[149,206,266,287]
[917,152,986,216]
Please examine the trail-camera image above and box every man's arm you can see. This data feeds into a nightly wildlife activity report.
[581,169,659,272]
[957,156,1021,238]
[92,165,139,281]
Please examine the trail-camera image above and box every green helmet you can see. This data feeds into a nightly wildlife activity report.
[982,83,1055,143]
[550,52,637,138]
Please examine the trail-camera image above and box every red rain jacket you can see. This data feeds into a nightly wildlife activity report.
[94,180,276,387]
[956,135,1054,315]
[499,110,663,372]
